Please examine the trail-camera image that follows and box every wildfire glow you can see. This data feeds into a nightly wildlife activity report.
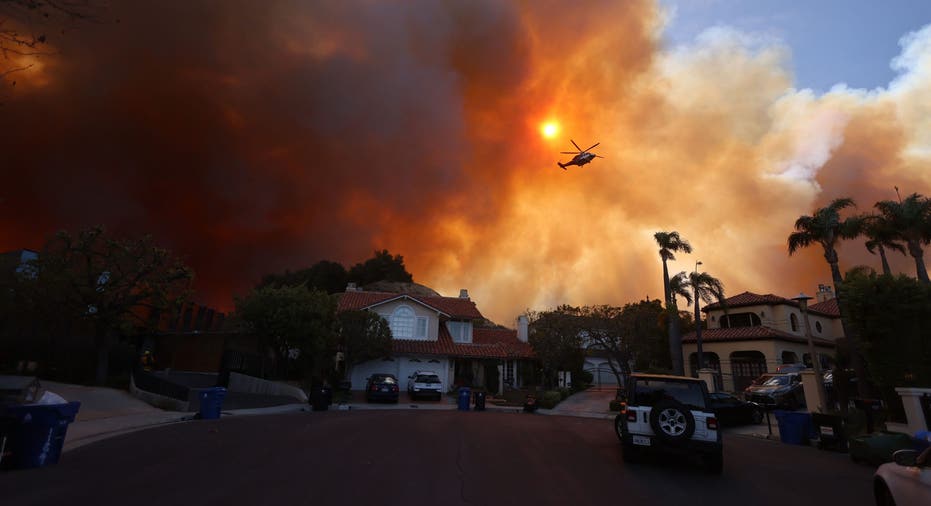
[540,121,559,139]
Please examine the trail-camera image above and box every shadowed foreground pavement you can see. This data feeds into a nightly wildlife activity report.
[0,410,874,506]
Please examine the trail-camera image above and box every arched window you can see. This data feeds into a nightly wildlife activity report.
[790,313,799,332]
[390,306,415,338]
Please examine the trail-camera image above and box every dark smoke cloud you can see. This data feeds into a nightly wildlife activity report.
[1,1,929,324]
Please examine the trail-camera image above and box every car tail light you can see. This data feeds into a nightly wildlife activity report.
[619,402,627,414]
[370,385,378,392]
[391,385,399,392]
[627,409,637,422]
[707,417,719,430]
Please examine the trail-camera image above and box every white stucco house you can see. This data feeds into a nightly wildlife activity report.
[336,285,536,394]
[682,285,841,393]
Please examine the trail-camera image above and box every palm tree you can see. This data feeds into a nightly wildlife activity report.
[669,270,726,374]
[654,231,693,376]
[863,214,906,276]
[787,197,869,396]
[874,193,931,283]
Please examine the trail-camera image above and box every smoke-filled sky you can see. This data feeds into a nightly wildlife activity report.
[2,0,931,326]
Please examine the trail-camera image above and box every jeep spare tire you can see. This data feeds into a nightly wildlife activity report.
[649,399,696,443]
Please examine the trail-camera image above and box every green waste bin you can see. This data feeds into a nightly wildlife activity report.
[849,432,915,465]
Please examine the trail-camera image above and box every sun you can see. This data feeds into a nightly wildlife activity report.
[540,121,559,139]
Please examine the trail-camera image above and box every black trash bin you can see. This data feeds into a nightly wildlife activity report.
[473,391,486,411]
[310,385,331,411]
[812,412,848,452]
[853,398,884,434]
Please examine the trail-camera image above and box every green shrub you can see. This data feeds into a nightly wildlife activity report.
[538,390,563,409]
[559,388,571,400]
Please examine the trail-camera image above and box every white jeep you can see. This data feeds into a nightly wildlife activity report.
[614,373,723,474]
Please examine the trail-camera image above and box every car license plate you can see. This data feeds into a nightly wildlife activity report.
[632,435,651,446]
[820,426,834,436]
[380,387,389,392]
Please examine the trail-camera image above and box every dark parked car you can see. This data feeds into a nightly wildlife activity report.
[744,372,806,410]
[365,374,400,403]
[708,392,764,426]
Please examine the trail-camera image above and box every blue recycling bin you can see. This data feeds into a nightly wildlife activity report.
[1,401,81,469]
[199,387,226,420]
[913,430,931,452]
[457,387,471,411]
[774,410,813,445]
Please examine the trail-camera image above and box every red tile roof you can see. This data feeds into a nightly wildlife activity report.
[808,298,840,317]
[682,326,836,348]
[702,291,840,318]
[337,291,484,320]
[392,325,535,359]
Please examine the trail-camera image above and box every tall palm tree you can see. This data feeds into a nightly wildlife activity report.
[787,197,869,396]
[874,193,931,283]
[654,231,692,376]
[668,270,727,373]
[863,214,906,276]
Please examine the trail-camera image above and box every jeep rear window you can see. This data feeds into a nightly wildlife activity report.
[633,380,708,410]
[416,375,440,383]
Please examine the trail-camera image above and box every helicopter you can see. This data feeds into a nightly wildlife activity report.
[557,140,602,170]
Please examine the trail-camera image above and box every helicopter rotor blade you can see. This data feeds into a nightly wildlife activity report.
[595,155,605,158]
[560,151,580,154]
[584,142,600,152]
[570,139,582,151]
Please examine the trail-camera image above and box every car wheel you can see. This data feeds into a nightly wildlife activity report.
[614,416,625,442]
[703,451,723,475]
[649,399,696,444]
[875,480,896,506]
[750,408,764,425]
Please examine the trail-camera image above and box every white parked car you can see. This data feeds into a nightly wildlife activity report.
[407,371,443,401]
[874,447,931,505]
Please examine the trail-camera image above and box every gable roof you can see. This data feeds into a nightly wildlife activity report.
[682,326,836,348]
[337,291,484,320]
[392,325,534,359]
[703,291,840,318]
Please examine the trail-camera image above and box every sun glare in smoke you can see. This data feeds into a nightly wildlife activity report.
[540,121,559,139]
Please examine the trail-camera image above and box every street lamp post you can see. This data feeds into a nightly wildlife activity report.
[792,292,828,412]
[694,261,704,372]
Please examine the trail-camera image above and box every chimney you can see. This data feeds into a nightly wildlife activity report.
[459,289,469,299]
[346,282,358,292]
[816,284,834,303]
[517,315,529,342]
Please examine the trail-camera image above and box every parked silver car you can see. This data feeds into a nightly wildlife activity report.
[874,448,931,505]
[407,371,443,401]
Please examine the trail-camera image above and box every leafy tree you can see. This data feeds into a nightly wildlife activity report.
[874,193,931,283]
[13,227,193,384]
[259,260,348,294]
[348,249,413,286]
[843,270,931,412]
[654,231,692,375]
[337,309,392,381]
[788,197,869,396]
[863,214,906,276]
[528,306,585,388]
[577,300,669,384]
[235,284,338,381]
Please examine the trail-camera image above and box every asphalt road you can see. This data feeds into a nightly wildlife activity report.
[1,410,875,506]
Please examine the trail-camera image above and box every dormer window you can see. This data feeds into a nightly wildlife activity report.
[719,312,761,328]
[448,320,472,343]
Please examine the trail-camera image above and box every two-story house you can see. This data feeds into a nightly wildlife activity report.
[337,285,535,394]
[681,285,841,392]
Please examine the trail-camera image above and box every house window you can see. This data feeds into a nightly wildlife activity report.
[390,306,415,338]
[447,321,472,343]
[815,321,823,334]
[416,317,427,339]
[790,313,799,332]
[428,359,440,364]
[719,312,761,328]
